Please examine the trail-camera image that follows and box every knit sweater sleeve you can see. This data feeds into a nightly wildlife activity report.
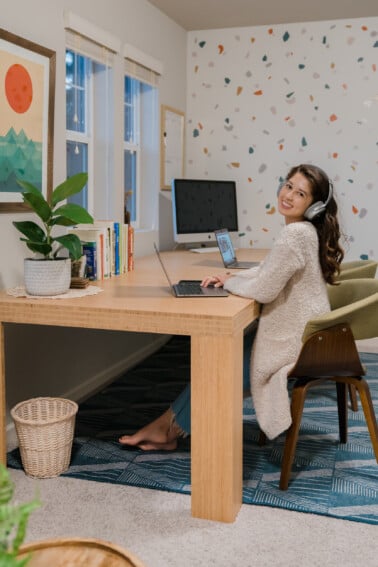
[224,223,316,303]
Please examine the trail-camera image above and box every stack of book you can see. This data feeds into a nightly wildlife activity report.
[67,221,134,281]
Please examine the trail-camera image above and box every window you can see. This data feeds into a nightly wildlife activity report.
[64,14,162,232]
[65,49,90,209]
[124,55,160,228]
[65,27,115,218]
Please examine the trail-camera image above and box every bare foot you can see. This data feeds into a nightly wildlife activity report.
[119,408,180,451]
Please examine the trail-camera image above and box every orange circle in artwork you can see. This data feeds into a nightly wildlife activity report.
[5,64,33,113]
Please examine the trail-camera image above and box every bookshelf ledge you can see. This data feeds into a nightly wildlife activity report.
[6,286,103,300]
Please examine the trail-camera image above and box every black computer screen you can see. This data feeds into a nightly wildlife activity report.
[171,179,239,243]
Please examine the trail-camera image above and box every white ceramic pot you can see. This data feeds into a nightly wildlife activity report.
[24,258,71,296]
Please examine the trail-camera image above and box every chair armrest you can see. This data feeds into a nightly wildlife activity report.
[338,260,377,280]
[303,291,378,342]
[327,278,378,310]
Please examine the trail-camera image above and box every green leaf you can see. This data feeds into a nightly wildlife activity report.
[0,465,14,505]
[26,241,52,256]
[16,179,44,198]
[50,216,80,227]
[51,173,88,207]
[53,204,93,225]
[12,221,46,244]
[54,234,83,260]
[22,193,51,223]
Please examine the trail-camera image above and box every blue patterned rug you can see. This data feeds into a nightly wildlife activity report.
[8,336,378,525]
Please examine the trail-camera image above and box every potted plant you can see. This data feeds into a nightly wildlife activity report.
[0,464,40,566]
[13,172,93,296]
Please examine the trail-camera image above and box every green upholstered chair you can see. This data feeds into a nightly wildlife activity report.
[334,260,377,410]
[266,278,378,490]
[337,259,377,281]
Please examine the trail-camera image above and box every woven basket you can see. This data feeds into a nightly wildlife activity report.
[11,397,78,478]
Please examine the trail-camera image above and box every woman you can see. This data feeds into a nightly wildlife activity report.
[119,164,344,450]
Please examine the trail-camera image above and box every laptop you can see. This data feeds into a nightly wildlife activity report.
[154,243,229,297]
[215,228,260,269]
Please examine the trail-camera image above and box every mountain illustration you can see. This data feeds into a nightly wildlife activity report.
[0,128,42,193]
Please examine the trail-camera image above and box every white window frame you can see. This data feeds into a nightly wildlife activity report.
[64,12,120,219]
[123,50,161,230]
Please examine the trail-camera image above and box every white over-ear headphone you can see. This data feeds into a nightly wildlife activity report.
[277,180,333,221]
[304,181,333,220]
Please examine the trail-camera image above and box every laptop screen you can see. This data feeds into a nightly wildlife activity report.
[215,229,236,264]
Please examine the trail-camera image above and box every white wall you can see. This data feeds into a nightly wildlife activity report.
[185,18,378,260]
[1,0,187,427]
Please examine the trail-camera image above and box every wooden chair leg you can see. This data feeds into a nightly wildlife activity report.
[351,377,378,462]
[279,382,307,490]
[336,382,348,443]
[348,384,358,412]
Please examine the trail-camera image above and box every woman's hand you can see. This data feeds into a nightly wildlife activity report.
[201,273,231,288]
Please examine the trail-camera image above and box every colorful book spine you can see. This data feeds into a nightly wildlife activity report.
[82,242,97,280]
[114,222,120,275]
[122,223,129,273]
[128,225,134,272]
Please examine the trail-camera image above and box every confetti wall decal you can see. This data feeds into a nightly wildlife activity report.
[186,18,378,259]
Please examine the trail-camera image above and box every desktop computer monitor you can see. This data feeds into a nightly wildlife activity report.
[171,178,239,245]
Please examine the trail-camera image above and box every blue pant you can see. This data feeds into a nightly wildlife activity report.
[171,324,257,435]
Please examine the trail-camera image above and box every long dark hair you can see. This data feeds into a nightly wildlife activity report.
[286,164,344,284]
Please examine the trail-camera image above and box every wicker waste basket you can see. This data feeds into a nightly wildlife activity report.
[11,397,78,478]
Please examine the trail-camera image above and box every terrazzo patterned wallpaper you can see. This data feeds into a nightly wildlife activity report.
[186,18,378,260]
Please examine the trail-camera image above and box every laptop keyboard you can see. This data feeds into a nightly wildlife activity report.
[176,280,227,296]
[177,280,204,294]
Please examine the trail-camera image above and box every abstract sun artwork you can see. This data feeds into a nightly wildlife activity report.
[0,28,55,212]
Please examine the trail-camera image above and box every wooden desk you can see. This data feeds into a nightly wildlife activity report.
[0,248,266,522]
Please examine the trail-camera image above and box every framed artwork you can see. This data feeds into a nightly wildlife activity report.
[0,28,56,212]
[160,105,185,190]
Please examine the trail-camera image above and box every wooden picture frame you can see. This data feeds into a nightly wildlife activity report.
[0,28,56,212]
[160,105,185,190]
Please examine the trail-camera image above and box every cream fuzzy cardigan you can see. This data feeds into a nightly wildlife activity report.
[224,221,330,439]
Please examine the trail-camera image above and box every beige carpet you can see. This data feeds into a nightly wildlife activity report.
[9,468,378,567]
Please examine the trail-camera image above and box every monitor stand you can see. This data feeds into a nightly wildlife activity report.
[189,246,219,253]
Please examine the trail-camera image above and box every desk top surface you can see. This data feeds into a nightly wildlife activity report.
[0,248,268,336]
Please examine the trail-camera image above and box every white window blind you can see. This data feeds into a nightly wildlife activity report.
[123,44,162,86]
[66,29,116,66]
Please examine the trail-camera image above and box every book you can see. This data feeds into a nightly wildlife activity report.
[113,222,120,275]
[82,241,97,280]
[67,227,105,280]
[90,220,114,278]
[121,223,129,273]
[128,225,134,271]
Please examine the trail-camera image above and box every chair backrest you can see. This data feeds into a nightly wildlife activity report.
[337,259,377,281]
[304,278,378,342]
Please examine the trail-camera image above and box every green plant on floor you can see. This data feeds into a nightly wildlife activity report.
[13,172,93,261]
[0,464,40,566]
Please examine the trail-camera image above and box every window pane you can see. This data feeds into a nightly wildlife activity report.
[66,50,87,133]
[66,141,88,208]
[124,149,136,222]
[124,76,139,144]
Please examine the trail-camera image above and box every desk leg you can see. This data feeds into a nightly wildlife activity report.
[0,323,6,464]
[191,332,243,522]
